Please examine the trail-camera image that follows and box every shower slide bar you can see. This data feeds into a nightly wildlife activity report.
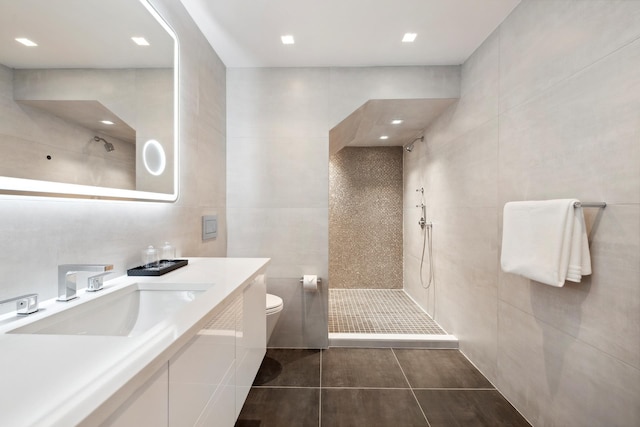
[574,202,606,208]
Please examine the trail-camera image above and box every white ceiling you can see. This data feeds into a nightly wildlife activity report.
[179,0,520,68]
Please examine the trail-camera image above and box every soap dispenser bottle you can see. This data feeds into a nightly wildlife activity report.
[161,242,175,265]
[142,245,159,268]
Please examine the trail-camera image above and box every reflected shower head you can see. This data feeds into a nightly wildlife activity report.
[93,136,115,152]
[405,135,424,153]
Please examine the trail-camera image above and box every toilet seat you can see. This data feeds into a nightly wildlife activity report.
[266,293,283,315]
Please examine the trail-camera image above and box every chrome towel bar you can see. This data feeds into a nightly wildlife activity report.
[574,202,606,208]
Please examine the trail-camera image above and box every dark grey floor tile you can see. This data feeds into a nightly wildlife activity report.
[322,347,409,388]
[393,349,493,388]
[414,389,531,427]
[322,388,428,427]
[236,387,320,427]
[253,349,320,387]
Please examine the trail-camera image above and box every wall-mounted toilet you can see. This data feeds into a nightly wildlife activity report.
[266,293,283,343]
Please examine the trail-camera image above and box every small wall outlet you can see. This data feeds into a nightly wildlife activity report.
[202,215,218,240]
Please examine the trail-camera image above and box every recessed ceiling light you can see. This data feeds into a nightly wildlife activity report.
[100,120,115,125]
[15,38,37,47]
[402,33,417,43]
[391,119,404,125]
[281,35,295,45]
[131,37,150,46]
[379,135,389,140]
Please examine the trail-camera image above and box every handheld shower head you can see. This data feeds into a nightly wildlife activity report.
[93,136,115,152]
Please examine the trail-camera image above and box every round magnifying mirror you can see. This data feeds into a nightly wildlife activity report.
[143,139,166,176]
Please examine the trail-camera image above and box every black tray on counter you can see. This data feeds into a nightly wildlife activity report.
[127,259,188,276]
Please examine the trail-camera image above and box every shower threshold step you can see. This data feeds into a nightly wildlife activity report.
[328,332,458,349]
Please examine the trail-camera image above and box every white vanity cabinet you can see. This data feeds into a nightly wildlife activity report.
[168,296,237,426]
[168,274,266,426]
[100,365,169,427]
[235,273,267,416]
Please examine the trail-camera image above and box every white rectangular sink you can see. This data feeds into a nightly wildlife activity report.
[8,283,209,337]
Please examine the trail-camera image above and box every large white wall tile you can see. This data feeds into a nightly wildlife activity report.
[227,68,330,139]
[196,127,227,209]
[403,253,436,317]
[499,0,640,112]
[497,302,640,427]
[424,119,499,209]
[500,37,640,205]
[425,34,499,148]
[461,30,500,97]
[428,205,499,381]
[227,207,328,279]
[227,136,328,209]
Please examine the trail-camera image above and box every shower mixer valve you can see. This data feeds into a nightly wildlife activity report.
[416,203,427,229]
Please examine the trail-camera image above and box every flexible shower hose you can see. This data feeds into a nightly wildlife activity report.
[419,220,435,315]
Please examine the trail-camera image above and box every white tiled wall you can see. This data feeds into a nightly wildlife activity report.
[403,1,640,425]
[0,0,227,311]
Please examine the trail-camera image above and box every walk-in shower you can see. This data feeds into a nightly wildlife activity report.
[328,139,454,347]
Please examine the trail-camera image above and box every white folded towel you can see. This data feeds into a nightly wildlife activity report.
[566,206,592,282]
[500,199,592,287]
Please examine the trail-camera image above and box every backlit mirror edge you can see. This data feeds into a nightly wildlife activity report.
[0,0,180,203]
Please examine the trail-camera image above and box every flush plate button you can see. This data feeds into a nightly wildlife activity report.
[202,215,218,240]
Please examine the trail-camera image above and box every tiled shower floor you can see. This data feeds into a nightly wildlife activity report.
[328,289,446,335]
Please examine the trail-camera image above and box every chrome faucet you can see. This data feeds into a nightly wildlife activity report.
[0,294,39,315]
[57,264,114,302]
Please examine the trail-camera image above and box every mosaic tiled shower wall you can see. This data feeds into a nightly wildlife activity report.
[329,146,403,289]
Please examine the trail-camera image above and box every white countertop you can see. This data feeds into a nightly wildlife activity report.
[0,257,270,427]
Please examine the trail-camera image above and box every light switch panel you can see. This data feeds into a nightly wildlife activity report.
[202,215,218,240]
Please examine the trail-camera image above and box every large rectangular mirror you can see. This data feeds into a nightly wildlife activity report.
[0,0,178,201]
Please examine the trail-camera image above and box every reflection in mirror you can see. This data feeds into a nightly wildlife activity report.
[0,0,178,200]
